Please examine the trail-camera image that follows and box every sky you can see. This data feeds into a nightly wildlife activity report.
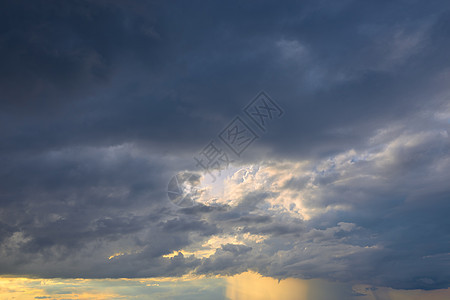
[0,0,450,299]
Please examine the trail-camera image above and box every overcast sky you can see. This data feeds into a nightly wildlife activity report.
[1,0,450,299]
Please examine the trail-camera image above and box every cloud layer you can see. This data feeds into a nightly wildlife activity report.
[1,0,450,293]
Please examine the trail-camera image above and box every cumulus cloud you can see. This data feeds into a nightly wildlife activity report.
[189,122,450,290]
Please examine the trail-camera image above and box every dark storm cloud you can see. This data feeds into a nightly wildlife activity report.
[0,0,450,292]
[1,1,448,155]
[0,0,160,108]
[1,0,448,157]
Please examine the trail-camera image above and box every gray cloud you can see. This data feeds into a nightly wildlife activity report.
[1,0,450,293]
